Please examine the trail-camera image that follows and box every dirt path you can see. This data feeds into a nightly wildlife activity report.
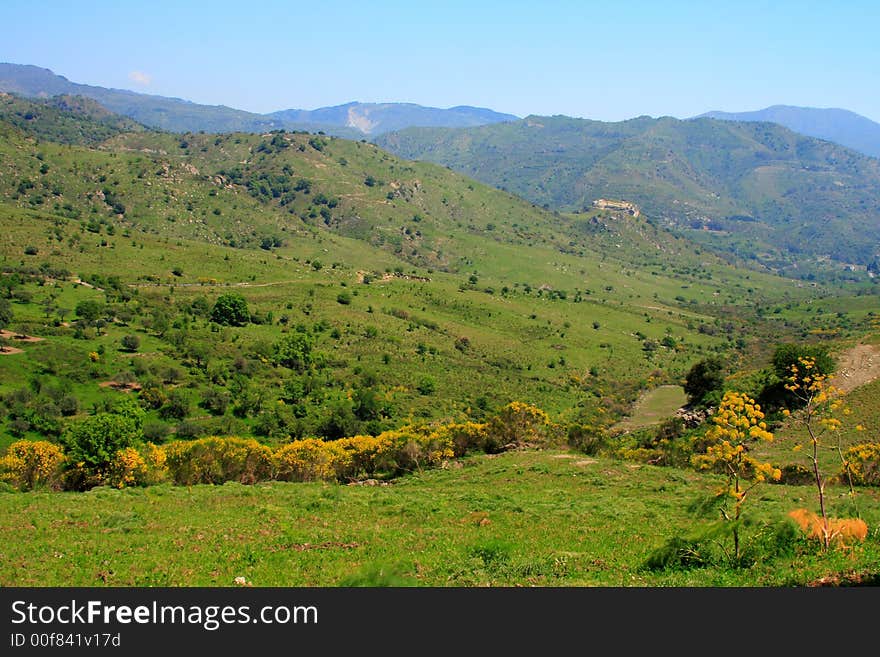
[831,343,880,393]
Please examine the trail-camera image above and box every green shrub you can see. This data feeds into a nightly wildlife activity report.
[567,423,607,455]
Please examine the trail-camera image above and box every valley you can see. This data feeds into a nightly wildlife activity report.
[0,91,878,588]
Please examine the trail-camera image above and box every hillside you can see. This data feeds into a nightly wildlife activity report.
[0,92,148,144]
[0,63,515,137]
[0,97,845,448]
[375,115,880,268]
[698,105,880,159]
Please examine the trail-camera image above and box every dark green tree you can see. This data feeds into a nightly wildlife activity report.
[683,357,725,407]
[210,293,250,326]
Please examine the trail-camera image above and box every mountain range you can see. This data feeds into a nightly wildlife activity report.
[697,105,880,159]
[0,63,516,136]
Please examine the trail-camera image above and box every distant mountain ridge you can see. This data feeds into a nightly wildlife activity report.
[269,102,516,136]
[697,105,880,158]
[0,63,516,136]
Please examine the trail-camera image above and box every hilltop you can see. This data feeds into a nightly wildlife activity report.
[698,105,880,159]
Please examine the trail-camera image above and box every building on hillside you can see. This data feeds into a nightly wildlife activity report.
[592,198,640,217]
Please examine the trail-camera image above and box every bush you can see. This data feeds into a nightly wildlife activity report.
[776,463,814,485]
[643,534,712,571]
[0,440,66,491]
[120,334,140,352]
[273,333,314,371]
[431,422,488,457]
[373,429,454,474]
[567,423,607,456]
[159,389,190,420]
[142,421,171,443]
[273,438,353,482]
[483,402,550,453]
[843,443,880,486]
[164,437,273,485]
[416,376,436,396]
[105,444,167,488]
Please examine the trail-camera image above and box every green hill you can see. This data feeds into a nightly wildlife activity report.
[0,96,843,447]
[375,115,880,268]
[0,92,148,144]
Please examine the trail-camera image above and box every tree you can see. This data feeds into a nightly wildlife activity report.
[0,298,11,352]
[74,299,105,323]
[159,388,190,421]
[772,344,835,387]
[684,357,725,407]
[782,357,861,550]
[691,391,780,562]
[62,403,144,486]
[759,343,837,411]
[120,334,140,352]
[210,293,250,326]
[273,332,314,371]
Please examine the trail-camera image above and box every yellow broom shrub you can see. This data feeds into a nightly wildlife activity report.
[0,440,66,491]
[842,442,880,486]
[164,437,273,485]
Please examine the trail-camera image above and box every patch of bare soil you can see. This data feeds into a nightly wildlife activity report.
[0,346,24,355]
[98,381,142,392]
[0,330,44,343]
[831,344,880,393]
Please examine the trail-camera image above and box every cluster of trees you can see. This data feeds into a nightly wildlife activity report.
[683,343,836,412]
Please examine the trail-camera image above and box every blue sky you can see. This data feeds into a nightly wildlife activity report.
[3,0,879,122]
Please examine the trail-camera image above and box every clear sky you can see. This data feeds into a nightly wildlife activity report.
[3,0,879,122]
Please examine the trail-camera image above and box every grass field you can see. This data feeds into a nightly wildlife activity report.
[613,385,687,433]
[1,448,878,587]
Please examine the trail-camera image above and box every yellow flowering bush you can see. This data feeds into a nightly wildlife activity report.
[0,440,66,491]
[484,401,550,453]
[164,437,273,485]
[373,429,455,474]
[273,439,352,482]
[427,422,487,457]
[842,442,880,486]
[335,434,390,475]
[105,443,168,488]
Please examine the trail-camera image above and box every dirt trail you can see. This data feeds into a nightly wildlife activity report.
[831,344,880,393]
